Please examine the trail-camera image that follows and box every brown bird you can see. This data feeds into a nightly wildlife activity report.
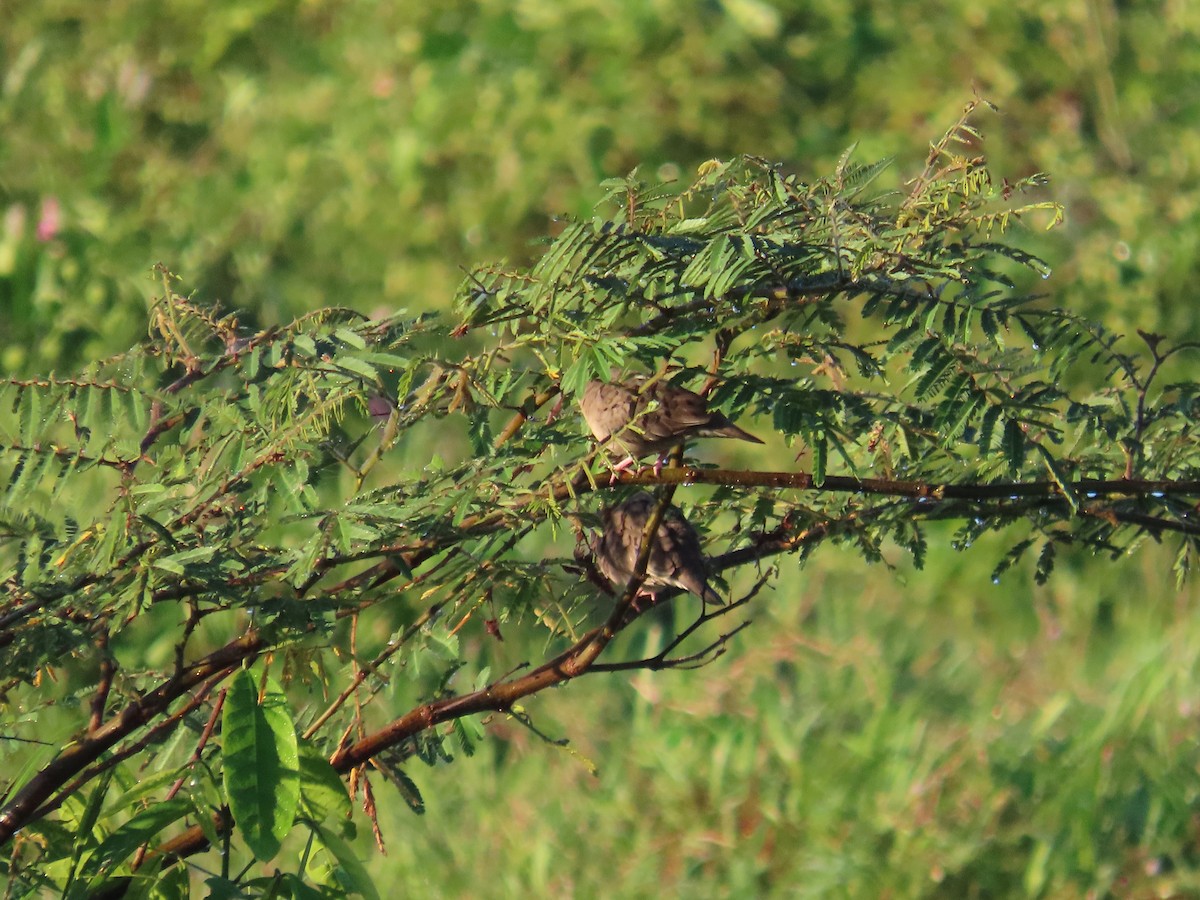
[581,375,763,473]
[591,492,722,606]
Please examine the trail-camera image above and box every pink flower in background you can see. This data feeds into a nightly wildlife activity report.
[36,196,60,241]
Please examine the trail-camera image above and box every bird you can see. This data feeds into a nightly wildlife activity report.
[591,492,723,607]
[581,375,763,474]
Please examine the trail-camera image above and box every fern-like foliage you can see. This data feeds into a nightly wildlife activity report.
[2,103,1198,898]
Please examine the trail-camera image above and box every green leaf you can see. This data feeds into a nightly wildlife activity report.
[19,384,43,442]
[1035,444,1079,514]
[991,538,1034,582]
[1002,417,1026,474]
[979,308,1001,346]
[381,766,426,815]
[1035,540,1057,585]
[977,403,1004,453]
[297,740,351,823]
[282,873,328,900]
[63,767,115,891]
[83,799,190,878]
[222,669,301,862]
[246,346,262,379]
[452,717,476,758]
[1174,541,1191,591]
[357,351,412,370]
[333,327,366,349]
[158,545,217,570]
[810,428,827,486]
[293,334,318,357]
[913,347,956,400]
[561,355,598,406]
[202,875,245,899]
[104,770,182,810]
[149,555,185,576]
[312,823,382,900]
[336,356,379,383]
[930,374,971,432]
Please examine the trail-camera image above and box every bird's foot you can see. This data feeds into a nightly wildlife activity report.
[630,589,659,614]
[608,456,637,485]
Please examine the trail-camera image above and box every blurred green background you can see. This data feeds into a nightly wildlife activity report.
[4,0,1200,896]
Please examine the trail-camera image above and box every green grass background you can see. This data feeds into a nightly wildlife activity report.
[4,1,1200,896]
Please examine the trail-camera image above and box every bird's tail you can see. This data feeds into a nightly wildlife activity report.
[711,420,764,445]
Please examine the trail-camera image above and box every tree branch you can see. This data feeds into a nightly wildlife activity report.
[615,466,1200,502]
[0,633,262,846]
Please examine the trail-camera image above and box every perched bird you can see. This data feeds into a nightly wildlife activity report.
[591,492,723,606]
[581,375,763,473]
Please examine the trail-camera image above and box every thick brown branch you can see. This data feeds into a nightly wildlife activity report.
[0,632,262,846]
[616,466,1200,503]
[322,464,1200,608]
[27,673,225,826]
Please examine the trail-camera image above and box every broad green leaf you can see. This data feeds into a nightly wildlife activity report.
[297,740,351,823]
[312,824,381,900]
[222,669,301,862]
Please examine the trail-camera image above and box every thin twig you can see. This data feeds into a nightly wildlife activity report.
[87,627,116,735]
